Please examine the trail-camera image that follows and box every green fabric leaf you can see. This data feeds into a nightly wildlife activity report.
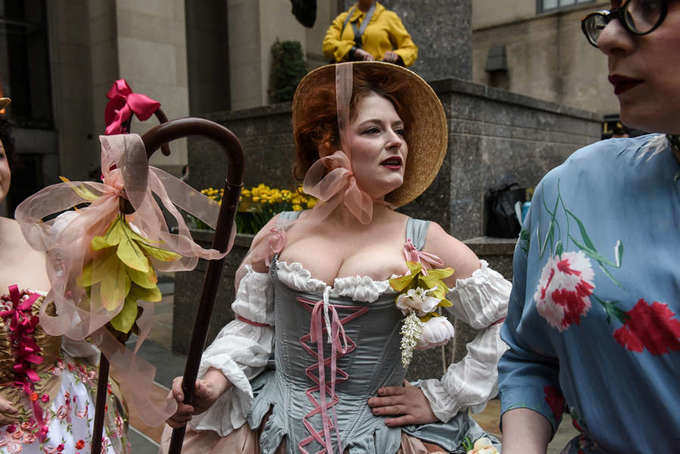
[138,242,181,263]
[127,266,157,289]
[91,218,124,251]
[109,296,138,333]
[100,252,131,311]
[129,284,162,303]
[565,208,597,252]
[117,233,150,272]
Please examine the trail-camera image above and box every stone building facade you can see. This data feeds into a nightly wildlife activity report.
[471,0,618,118]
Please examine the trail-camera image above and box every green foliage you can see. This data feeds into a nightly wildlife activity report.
[269,39,307,103]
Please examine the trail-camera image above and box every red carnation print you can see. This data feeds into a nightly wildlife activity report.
[544,385,565,421]
[75,439,85,449]
[534,251,594,331]
[613,299,680,355]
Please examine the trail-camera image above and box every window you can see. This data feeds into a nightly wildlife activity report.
[538,0,596,13]
[0,0,53,129]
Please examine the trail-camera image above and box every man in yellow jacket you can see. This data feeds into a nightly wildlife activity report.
[323,0,418,67]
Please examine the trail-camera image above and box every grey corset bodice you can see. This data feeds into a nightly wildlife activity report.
[270,260,406,398]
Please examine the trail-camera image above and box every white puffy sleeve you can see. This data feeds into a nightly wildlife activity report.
[189,265,275,436]
[419,260,510,422]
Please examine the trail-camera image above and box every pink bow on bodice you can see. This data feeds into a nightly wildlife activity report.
[403,239,444,273]
[105,79,160,135]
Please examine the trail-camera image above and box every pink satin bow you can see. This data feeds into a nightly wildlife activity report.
[303,150,374,225]
[403,239,444,274]
[0,286,48,441]
[105,79,160,135]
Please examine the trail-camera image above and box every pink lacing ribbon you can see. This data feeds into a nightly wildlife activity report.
[297,295,368,454]
[104,79,161,135]
[403,239,444,274]
[0,285,49,441]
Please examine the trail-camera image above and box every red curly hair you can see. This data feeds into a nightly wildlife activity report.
[292,65,413,180]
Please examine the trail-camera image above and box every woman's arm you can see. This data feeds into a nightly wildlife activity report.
[166,216,282,435]
[369,223,508,425]
[322,12,355,63]
[501,408,552,454]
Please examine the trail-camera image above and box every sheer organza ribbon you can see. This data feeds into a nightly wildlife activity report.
[241,63,378,275]
[0,286,49,441]
[104,79,161,135]
[14,133,232,424]
[403,239,444,274]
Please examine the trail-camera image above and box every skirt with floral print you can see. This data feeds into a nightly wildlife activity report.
[0,356,129,454]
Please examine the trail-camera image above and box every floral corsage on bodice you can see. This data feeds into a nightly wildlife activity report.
[389,241,456,368]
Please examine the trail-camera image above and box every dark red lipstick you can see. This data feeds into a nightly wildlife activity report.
[608,75,643,95]
[380,156,402,170]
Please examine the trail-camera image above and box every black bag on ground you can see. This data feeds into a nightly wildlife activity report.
[485,181,525,238]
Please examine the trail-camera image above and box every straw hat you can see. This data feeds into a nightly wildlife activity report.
[292,61,447,208]
[0,98,10,110]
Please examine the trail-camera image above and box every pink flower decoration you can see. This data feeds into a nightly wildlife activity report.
[534,251,594,332]
[614,299,680,355]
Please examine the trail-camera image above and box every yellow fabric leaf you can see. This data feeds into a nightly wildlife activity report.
[117,234,150,272]
[130,284,162,303]
[59,176,99,202]
[99,253,131,311]
[77,250,116,288]
[91,218,124,251]
[109,296,138,334]
[437,298,453,308]
[389,274,416,292]
[138,242,181,263]
[127,266,157,289]
[120,220,159,245]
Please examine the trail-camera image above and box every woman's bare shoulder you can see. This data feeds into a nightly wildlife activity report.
[423,221,480,281]
[0,217,49,291]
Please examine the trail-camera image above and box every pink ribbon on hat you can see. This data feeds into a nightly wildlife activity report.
[403,239,444,274]
[105,79,161,135]
[303,150,374,225]
[14,133,231,425]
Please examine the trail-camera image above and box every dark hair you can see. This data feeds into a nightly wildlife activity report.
[292,65,412,180]
[0,118,15,167]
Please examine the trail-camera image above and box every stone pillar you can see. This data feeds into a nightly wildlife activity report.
[340,0,472,80]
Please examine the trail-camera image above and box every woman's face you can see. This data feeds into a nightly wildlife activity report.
[348,92,407,200]
[0,140,9,203]
[598,1,680,133]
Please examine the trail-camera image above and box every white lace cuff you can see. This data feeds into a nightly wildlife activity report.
[420,261,510,422]
[189,268,275,436]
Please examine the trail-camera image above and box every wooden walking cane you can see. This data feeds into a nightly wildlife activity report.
[90,118,244,454]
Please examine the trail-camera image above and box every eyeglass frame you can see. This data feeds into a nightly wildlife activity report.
[581,0,669,48]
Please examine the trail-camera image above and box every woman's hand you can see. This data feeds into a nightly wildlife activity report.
[381,51,400,64]
[166,368,232,428]
[367,380,437,426]
[354,48,375,61]
[0,396,18,424]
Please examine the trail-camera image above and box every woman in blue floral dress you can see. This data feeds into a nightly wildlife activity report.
[499,1,680,453]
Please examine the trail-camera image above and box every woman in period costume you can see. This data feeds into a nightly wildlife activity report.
[163,62,509,453]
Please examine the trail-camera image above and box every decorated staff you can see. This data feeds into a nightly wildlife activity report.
[14,118,244,453]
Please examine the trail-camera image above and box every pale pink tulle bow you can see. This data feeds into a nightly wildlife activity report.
[14,134,231,425]
[105,79,161,135]
[403,239,444,273]
[303,150,373,225]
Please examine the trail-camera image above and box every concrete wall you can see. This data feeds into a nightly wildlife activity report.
[188,76,601,241]
[472,1,618,116]
[115,0,189,174]
[472,0,535,30]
